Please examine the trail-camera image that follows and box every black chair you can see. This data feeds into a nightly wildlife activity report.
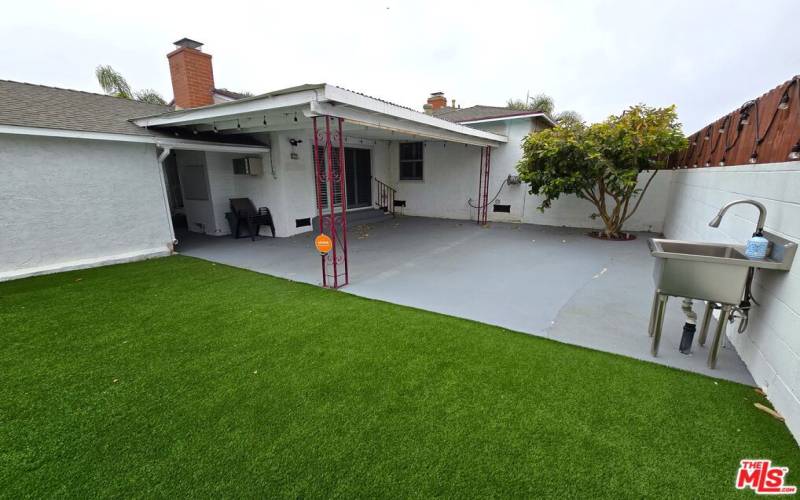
[228,198,275,241]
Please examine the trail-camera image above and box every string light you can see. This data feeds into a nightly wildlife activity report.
[789,142,800,161]
[778,92,790,110]
[749,152,758,164]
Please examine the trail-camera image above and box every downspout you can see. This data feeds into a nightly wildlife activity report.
[156,147,177,250]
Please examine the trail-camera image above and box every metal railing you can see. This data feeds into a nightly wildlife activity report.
[373,177,397,216]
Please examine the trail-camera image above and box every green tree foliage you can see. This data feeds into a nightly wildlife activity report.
[95,65,166,105]
[516,104,687,237]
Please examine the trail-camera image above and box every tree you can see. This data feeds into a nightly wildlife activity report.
[516,104,687,238]
[95,65,166,104]
[506,93,582,124]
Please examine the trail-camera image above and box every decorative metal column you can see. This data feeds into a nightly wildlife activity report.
[476,146,492,225]
[312,116,349,288]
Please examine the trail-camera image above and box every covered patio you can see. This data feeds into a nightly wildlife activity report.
[177,216,753,385]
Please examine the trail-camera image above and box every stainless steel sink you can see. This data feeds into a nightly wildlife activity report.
[649,239,751,304]
[649,232,797,303]
[648,199,797,369]
[647,232,796,368]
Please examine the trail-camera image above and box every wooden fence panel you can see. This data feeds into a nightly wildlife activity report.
[669,76,800,168]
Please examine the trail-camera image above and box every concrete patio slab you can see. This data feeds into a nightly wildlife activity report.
[178,216,754,385]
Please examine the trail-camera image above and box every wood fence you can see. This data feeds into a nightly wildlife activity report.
[669,76,800,168]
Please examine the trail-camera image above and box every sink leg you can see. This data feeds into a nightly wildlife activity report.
[651,293,668,357]
[648,290,660,337]
[698,301,714,346]
[707,305,732,369]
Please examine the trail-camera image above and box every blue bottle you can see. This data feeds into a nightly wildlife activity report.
[745,235,769,259]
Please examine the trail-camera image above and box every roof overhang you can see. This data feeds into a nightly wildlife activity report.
[459,112,557,127]
[132,84,507,148]
[0,124,270,154]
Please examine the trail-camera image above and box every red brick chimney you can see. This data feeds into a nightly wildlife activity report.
[167,38,215,109]
[427,92,447,110]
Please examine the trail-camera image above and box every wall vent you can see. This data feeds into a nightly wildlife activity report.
[295,217,311,228]
[493,204,511,213]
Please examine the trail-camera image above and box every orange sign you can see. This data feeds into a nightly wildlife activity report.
[315,234,333,255]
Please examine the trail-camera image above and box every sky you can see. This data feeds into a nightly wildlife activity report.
[1,0,797,134]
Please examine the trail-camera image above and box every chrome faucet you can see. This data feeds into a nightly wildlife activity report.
[708,199,767,235]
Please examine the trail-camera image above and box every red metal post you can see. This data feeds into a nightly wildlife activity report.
[324,116,338,288]
[312,117,327,288]
[477,146,484,225]
[482,146,492,225]
[337,118,349,285]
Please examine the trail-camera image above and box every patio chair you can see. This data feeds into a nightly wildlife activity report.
[228,198,275,241]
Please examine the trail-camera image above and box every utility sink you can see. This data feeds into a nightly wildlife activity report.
[649,231,796,304]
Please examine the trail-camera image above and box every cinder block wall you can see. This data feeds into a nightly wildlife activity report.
[663,162,800,441]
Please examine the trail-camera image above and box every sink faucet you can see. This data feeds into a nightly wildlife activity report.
[708,199,767,235]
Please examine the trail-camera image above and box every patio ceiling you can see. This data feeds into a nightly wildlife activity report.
[131,84,507,147]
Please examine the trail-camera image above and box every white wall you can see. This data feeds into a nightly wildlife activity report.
[663,162,800,441]
[262,131,392,237]
[0,135,173,280]
[385,118,672,232]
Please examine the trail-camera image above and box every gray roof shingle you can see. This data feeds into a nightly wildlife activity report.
[0,80,172,136]
[432,105,549,123]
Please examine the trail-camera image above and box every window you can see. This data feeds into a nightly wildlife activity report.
[399,142,423,180]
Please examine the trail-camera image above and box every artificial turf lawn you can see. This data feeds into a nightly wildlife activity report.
[1,256,798,498]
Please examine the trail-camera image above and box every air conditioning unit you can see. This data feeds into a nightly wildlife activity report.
[232,157,263,176]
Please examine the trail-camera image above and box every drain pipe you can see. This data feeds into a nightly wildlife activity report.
[156,147,178,250]
[679,298,697,354]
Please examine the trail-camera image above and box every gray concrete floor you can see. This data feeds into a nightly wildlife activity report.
[178,216,754,385]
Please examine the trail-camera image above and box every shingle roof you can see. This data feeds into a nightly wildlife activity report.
[0,80,172,136]
[432,105,548,123]
[213,88,250,100]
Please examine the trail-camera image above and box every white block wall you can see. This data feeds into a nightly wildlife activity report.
[0,135,173,280]
[663,162,800,440]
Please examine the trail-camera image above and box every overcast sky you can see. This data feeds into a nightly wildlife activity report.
[1,0,797,133]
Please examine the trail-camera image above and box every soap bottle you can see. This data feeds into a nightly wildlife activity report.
[745,232,769,259]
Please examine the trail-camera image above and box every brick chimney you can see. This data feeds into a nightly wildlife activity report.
[167,38,215,109]
[427,92,447,111]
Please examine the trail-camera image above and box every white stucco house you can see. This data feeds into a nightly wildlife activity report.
[0,38,671,283]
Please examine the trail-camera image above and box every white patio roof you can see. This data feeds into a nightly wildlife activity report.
[131,84,508,148]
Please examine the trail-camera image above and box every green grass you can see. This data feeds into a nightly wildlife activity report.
[1,256,797,498]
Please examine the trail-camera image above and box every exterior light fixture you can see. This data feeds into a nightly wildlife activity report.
[778,92,790,110]
[749,153,758,164]
[263,115,267,126]
[692,163,698,168]
[293,112,298,122]
[703,132,710,141]
[789,142,800,160]
[236,119,241,129]
[719,125,726,133]
[705,161,711,167]
[212,123,218,132]
[719,158,726,166]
